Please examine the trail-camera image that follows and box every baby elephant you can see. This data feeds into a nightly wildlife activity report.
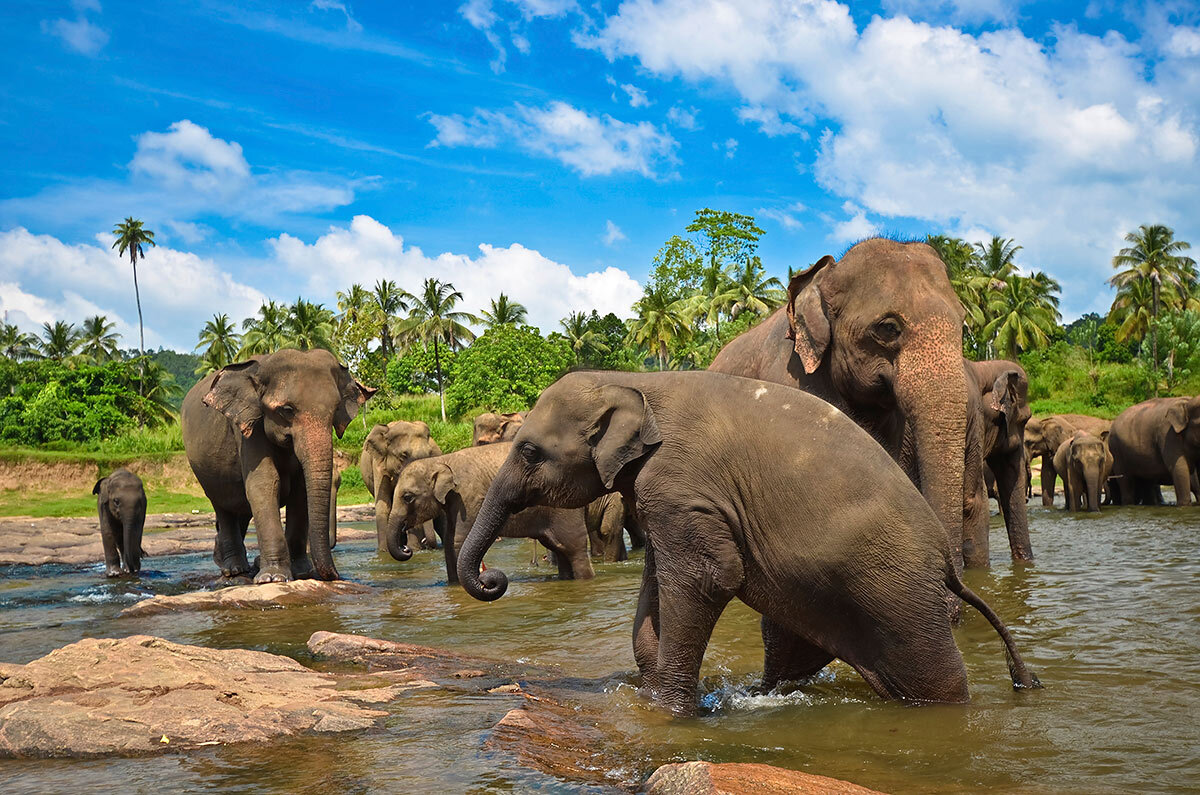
[93,468,147,577]
[1053,431,1112,512]
[458,371,1039,716]
[387,442,593,584]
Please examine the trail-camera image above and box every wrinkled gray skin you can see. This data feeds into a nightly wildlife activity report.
[1109,396,1200,506]
[361,421,443,555]
[1025,414,1112,506]
[93,468,146,577]
[1053,431,1112,512]
[181,349,374,582]
[457,371,1038,717]
[387,442,593,584]
[962,360,1032,567]
[473,412,526,445]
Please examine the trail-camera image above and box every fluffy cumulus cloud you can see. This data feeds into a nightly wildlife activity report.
[269,215,642,332]
[427,101,677,177]
[584,0,1200,316]
[0,228,266,351]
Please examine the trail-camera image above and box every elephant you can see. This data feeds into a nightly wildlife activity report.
[473,412,526,445]
[1025,414,1111,505]
[385,441,594,583]
[585,492,630,562]
[93,468,146,577]
[709,239,968,567]
[1109,396,1200,506]
[456,371,1038,717]
[962,360,1032,567]
[181,349,375,582]
[1053,431,1112,512]
[360,421,443,553]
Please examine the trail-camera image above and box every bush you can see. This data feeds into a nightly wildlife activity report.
[444,325,573,419]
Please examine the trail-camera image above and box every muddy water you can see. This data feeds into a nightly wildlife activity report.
[1,504,1198,793]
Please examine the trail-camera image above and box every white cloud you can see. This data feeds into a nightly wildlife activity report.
[757,201,807,231]
[738,105,803,137]
[830,202,878,243]
[603,219,628,245]
[310,0,362,32]
[459,0,578,72]
[881,0,1020,26]
[584,0,1200,317]
[621,83,651,107]
[269,215,643,333]
[42,0,108,56]
[666,105,700,130]
[427,101,677,177]
[717,137,738,158]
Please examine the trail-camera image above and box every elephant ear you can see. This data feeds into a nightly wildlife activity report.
[989,370,1022,426]
[590,385,663,489]
[366,425,390,456]
[1099,429,1110,443]
[1167,400,1189,434]
[786,255,835,374]
[499,413,524,439]
[92,477,106,495]
[203,360,263,438]
[334,365,377,438]
[431,463,456,504]
[412,420,431,437]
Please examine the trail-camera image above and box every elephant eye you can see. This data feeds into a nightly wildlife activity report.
[402,492,415,504]
[872,317,903,344]
[519,442,541,463]
[276,404,296,419]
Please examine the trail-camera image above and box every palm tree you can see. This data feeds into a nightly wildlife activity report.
[975,236,1022,280]
[983,275,1061,360]
[688,259,738,336]
[336,284,373,326]
[130,359,182,427]
[285,299,335,351]
[1109,224,1196,392]
[727,257,785,320]
[373,279,412,357]
[78,315,121,364]
[239,301,290,356]
[480,294,528,328]
[38,320,81,361]
[394,278,479,421]
[628,286,692,370]
[194,313,241,374]
[0,322,39,361]
[560,311,609,365]
[110,218,156,370]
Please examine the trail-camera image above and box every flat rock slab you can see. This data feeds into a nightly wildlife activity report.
[0,635,426,758]
[645,762,886,795]
[308,631,524,684]
[121,580,372,617]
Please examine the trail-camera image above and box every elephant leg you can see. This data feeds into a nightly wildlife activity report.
[760,617,833,691]
[1170,458,1192,506]
[632,545,660,680]
[565,541,595,580]
[286,474,315,579]
[99,507,123,578]
[993,453,1032,561]
[214,507,252,578]
[328,471,339,550]
[649,575,733,716]
[443,514,460,585]
[242,450,291,583]
[962,476,990,569]
[1041,458,1058,507]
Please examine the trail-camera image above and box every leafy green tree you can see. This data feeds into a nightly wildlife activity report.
[78,316,121,364]
[685,209,765,336]
[393,278,479,421]
[983,273,1061,360]
[1138,310,1200,394]
[628,285,692,370]
[129,359,182,426]
[373,279,412,357]
[284,298,335,351]
[239,301,290,356]
[647,235,703,303]
[110,218,156,368]
[480,294,529,327]
[194,313,241,374]
[0,322,39,361]
[334,284,382,375]
[586,312,640,370]
[975,236,1022,279]
[39,321,81,361]
[560,311,610,365]
[445,324,573,418]
[728,256,785,320]
[385,344,455,395]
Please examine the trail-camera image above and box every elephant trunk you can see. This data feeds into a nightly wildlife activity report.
[897,337,968,570]
[457,465,518,601]
[296,422,338,580]
[385,485,414,562]
[1084,464,1103,512]
[124,507,144,574]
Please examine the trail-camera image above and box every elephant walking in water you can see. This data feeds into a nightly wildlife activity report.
[93,468,146,577]
[1109,396,1200,505]
[181,349,375,582]
[457,371,1039,717]
[1054,431,1113,512]
[360,420,442,553]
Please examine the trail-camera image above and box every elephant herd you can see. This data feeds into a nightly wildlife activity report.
[89,238,1200,716]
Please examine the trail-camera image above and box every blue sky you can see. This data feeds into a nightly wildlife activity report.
[2,0,1199,351]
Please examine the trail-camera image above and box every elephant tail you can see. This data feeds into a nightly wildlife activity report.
[946,575,1042,691]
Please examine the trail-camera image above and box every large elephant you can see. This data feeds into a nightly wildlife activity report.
[386,442,593,583]
[457,371,1038,716]
[93,468,146,577]
[181,349,375,582]
[1025,414,1112,505]
[962,360,1032,567]
[1053,431,1112,512]
[360,421,442,553]
[473,412,526,445]
[1109,396,1200,506]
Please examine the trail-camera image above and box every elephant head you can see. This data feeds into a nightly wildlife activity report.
[978,366,1031,454]
[1025,415,1077,460]
[385,457,457,562]
[473,412,526,445]
[786,239,968,550]
[1056,431,1111,512]
[1165,395,1200,454]
[204,349,375,579]
[363,420,442,554]
[459,377,659,601]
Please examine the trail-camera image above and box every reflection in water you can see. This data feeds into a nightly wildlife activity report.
[1,507,1198,793]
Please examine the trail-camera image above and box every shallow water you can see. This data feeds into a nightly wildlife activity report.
[1,503,1198,793]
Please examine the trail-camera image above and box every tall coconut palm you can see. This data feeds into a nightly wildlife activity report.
[373,279,412,357]
[39,320,81,361]
[336,284,373,326]
[1108,277,1157,348]
[239,301,290,356]
[728,257,785,320]
[78,315,121,364]
[628,286,692,370]
[480,294,528,328]
[110,218,156,369]
[394,278,479,421]
[983,275,1061,360]
[560,311,609,365]
[194,313,241,374]
[975,236,1022,280]
[285,299,335,351]
[0,322,38,361]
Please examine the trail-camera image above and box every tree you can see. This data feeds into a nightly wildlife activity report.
[685,209,765,336]
[560,311,610,365]
[0,322,39,361]
[284,298,335,351]
[444,324,573,418]
[239,301,290,356]
[394,278,479,421]
[480,294,529,328]
[38,321,81,361]
[78,315,121,364]
[1139,310,1200,393]
[194,313,241,374]
[334,284,382,376]
[647,235,702,303]
[628,286,692,370]
[984,273,1061,360]
[110,218,156,373]
[129,358,182,427]
[373,279,411,358]
[975,236,1022,279]
[1109,224,1197,394]
[728,256,785,320]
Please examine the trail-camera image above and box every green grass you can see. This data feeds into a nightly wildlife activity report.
[0,483,212,518]
[338,394,474,457]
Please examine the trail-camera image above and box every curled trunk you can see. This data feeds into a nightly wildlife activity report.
[457,468,517,601]
[385,487,414,562]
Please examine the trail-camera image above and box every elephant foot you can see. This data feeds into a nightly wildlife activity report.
[254,563,293,583]
[105,565,124,578]
[290,556,316,580]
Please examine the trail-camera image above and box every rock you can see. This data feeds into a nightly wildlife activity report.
[487,683,522,694]
[121,580,371,617]
[307,631,519,683]
[644,762,886,795]
[0,635,425,758]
